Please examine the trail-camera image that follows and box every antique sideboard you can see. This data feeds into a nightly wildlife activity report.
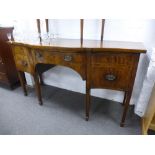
[9,38,146,127]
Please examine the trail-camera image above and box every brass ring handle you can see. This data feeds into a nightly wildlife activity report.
[105,74,116,81]
[21,61,28,67]
[36,52,43,59]
[64,55,72,62]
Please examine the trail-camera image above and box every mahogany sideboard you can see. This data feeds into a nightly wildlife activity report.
[9,39,146,126]
[0,27,19,88]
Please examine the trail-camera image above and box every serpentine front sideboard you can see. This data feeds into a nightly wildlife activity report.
[9,39,146,127]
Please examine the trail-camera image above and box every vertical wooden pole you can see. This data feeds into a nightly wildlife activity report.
[101,19,105,42]
[37,19,41,34]
[80,19,84,46]
[36,19,42,43]
[45,19,49,33]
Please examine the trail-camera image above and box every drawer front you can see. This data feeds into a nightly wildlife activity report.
[91,66,133,90]
[13,46,32,73]
[0,72,8,82]
[91,53,139,90]
[33,50,86,79]
[34,50,85,65]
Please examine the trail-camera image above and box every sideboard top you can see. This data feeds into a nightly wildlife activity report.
[9,38,146,53]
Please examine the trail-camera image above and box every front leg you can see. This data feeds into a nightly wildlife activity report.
[33,72,43,105]
[85,81,91,121]
[17,71,28,96]
[120,91,132,127]
[122,91,128,106]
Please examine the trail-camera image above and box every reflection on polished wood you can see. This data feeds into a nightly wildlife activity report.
[9,38,146,127]
[10,38,146,53]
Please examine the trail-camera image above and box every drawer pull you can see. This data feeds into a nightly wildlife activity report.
[64,55,72,62]
[21,61,28,67]
[36,52,43,59]
[105,74,116,81]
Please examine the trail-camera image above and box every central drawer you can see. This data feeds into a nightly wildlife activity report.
[33,50,87,79]
[34,50,85,65]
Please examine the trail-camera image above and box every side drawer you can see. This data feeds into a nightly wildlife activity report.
[91,53,139,91]
[91,66,133,90]
[12,46,32,73]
